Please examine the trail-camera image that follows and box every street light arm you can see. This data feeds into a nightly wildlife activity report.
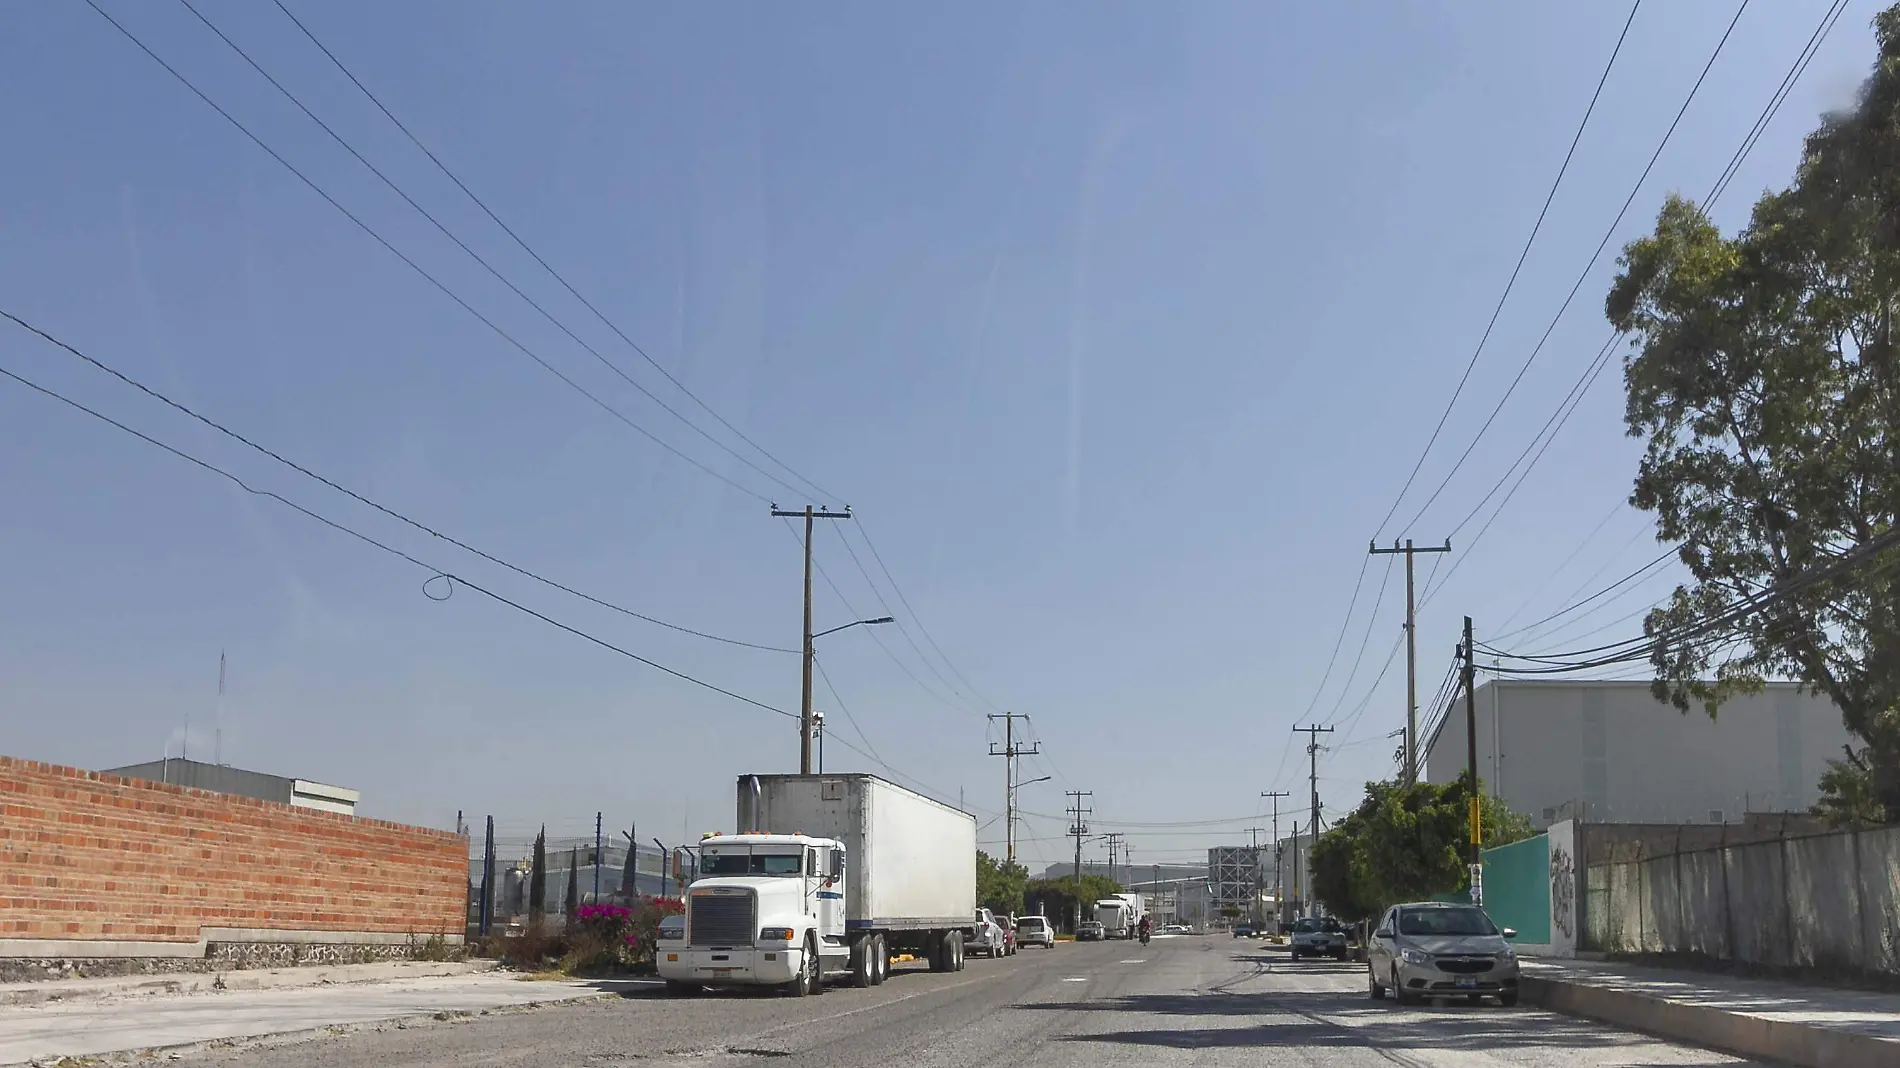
[812,616,894,639]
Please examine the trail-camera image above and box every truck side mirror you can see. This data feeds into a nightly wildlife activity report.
[831,851,845,879]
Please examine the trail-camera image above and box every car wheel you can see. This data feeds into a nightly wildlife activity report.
[1499,989,1520,1008]
[1392,967,1420,1006]
[1367,965,1386,999]
[1290,950,1301,962]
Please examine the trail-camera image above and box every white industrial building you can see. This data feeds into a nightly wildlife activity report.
[1423,680,1855,828]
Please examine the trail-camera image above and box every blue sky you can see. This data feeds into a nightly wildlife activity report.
[0,0,1878,871]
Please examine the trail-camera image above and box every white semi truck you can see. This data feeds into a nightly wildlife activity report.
[1095,892,1147,939]
[655,773,977,996]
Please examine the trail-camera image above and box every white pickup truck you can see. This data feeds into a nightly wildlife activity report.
[656,774,977,996]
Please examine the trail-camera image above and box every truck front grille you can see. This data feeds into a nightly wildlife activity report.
[689,892,756,947]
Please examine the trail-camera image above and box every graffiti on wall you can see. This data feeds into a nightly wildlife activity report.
[1549,839,1576,941]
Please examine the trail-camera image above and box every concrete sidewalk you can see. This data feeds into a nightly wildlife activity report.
[0,960,500,1008]
[0,971,651,1065]
[1521,957,1900,1068]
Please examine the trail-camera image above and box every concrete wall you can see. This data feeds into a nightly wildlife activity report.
[1581,823,1900,977]
[1424,681,1855,829]
[0,756,465,958]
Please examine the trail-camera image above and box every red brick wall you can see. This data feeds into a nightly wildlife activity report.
[0,756,466,944]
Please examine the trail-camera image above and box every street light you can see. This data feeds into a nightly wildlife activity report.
[812,616,895,640]
[800,617,893,773]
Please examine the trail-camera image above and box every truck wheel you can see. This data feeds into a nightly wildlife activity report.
[870,934,888,985]
[953,934,966,971]
[784,935,820,997]
[850,939,874,988]
[925,934,945,972]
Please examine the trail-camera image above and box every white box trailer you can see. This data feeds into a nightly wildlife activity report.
[655,773,978,995]
[745,773,975,938]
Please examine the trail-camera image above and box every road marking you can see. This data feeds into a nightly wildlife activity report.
[1061,977,1089,983]
[1118,959,1147,964]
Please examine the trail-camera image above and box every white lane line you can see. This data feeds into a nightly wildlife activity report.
[1118,959,1148,964]
[1061,977,1089,983]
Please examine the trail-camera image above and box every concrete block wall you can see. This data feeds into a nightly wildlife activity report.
[1582,823,1900,977]
[0,756,465,950]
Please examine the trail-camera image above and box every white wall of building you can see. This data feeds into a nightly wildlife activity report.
[1424,681,1853,827]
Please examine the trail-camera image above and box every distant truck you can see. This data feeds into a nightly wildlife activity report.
[1094,892,1145,939]
[655,774,978,996]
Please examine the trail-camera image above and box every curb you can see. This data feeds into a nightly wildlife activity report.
[1521,975,1898,1068]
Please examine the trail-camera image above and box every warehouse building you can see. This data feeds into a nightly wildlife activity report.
[1422,679,1855,827]
[101,757,360,816]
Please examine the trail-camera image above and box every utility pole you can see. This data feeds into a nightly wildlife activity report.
[770,504,852,774]
[1369,538,1451,783]
[593,812,603,903]
[1293,723,1335,877]
[1067,790,1092,880]
[1290,819,1303,919]
[988,713,1040,864]
[1245,826,1265,925]
[1261,790,1288,926]
[1104,832,1126,886]
[1462,617,1483,882]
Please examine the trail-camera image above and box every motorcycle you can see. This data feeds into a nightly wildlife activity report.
[1139,927,1151,946]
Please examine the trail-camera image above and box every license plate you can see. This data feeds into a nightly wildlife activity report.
[1454,977,1478,989]
[710,968,734,977]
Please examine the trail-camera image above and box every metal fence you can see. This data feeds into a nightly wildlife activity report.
[464,814,698,937]
[1582,822,1900,976]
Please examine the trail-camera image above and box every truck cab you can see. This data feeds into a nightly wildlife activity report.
[655,832,846,996]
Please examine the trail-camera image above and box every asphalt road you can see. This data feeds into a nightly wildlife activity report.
[176,937,1766,1068]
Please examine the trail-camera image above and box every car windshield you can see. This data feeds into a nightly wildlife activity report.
[1398,907,1498,937]
[1294,918,1325,933]
[698,852,802,877]
[1020,918,1047,930]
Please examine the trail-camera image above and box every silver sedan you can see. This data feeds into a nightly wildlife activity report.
[1366,902,1520,1006]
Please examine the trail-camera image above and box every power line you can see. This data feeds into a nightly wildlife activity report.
[1704,0,1853,209]
[854,519,1009,715]
[1417,332,1619,609]
[174,0,817,504]
[0,357,793,718]
[1373,0,1643,539]
[1492,501,1627,632]
[1419,0,1844,606]
[83,0,775,504]
[2,308,796,654]
[267,0,838,506]
[1486,543,1681,644]
[833,524,978,715]
[1403,0,1751,538]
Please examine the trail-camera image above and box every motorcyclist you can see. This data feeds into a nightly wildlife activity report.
[1138,916,1152,944]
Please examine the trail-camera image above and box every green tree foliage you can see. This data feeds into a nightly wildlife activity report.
[975,850,1030,916]
[564,847,580,917]
[1022,873,1123,931]
[1309,773,1535,922]
[529,826,548,918]
[1605,6,1900,825]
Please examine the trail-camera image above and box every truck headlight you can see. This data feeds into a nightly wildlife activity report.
[759,927,796,942]
[1400,948,1431,965]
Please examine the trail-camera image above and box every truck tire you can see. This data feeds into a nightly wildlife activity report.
[850,938,874,988]
[925,934,945,972]
[783,935,820,997]
[870,934,888,985]
[952,933,966,971]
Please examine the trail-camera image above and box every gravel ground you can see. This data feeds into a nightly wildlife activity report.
[62,937,1770,1068]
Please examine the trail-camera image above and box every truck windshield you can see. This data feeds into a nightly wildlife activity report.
[699,852,802,877]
